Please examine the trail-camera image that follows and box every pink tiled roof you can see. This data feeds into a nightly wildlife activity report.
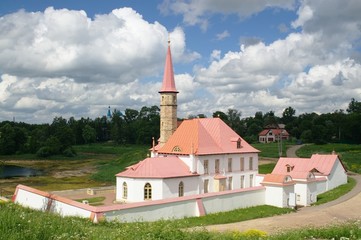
[272,154,345,177]
[159,45,178,93]
[158,118,260,155]
[262,174,294,185]
[115,156,198,179]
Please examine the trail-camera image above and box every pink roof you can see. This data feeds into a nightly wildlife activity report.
[158,118,260,155]
[262,174,294,185]
[272,154,346,177]
[116,156,198,179]
[159,44,178,93]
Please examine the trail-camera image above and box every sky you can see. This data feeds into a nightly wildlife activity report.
[0,0,361,123]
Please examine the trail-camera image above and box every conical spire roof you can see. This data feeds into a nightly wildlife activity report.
[159,42,178,93]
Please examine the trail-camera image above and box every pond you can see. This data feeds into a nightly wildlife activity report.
[0,164,44,179]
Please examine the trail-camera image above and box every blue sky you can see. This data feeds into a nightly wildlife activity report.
[0,0,360,123]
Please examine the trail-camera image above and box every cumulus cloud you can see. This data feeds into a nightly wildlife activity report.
[0,7,196,84]
[160,0,295,30]
[1,1,361,123]
[216,30,230,41]
[0,7,200,123]
[191,1,361,117]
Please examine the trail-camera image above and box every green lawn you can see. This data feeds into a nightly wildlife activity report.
[74,196,106,206]
[296,143,361,173]
[251,142,292,158]
[258,163,276,174]
[313,177,356,205]
[1,201,360,240]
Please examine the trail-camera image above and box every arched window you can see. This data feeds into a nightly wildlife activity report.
[144,183,152,200]
[178,181,184,197]
[122,182,128,199]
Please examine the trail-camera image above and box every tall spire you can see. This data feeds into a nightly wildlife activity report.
[159,36,178,146]
[159,38,178,93]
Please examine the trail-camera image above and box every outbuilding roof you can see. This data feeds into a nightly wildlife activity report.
[272,154,346,177]
[115,156,198,179]
[157,118,260,155]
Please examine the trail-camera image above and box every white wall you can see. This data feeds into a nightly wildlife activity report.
[116,177,164,202]
[15,188,50,211]
[264,185,294,208]
[327,159,347,190]
[14,186,93,219]
[201,187,265,214]
[196,153,259,192]
[294,182,308,206]
[162,177,199,198]
[104,199,198,222]
[315,178,327,194]
[14,184,267,223]
[51,199,92,218]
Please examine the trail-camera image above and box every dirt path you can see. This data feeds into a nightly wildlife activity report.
[205,145,361,235]
[205,173,361,234]
[286,144,304,157]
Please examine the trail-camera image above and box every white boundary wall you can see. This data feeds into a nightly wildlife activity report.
[13,184,265,223]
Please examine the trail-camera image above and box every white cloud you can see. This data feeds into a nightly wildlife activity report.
[190,0,361,117]
[0,7,198,84]
[216,30,230,41]
[1,2,361,123]
[0,7,202,123]
[160,0,295,30]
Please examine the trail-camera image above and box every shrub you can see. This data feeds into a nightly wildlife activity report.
[36,146,52,158]
[62,147,76,157]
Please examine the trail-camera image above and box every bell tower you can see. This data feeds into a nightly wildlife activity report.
[159,39,178,146]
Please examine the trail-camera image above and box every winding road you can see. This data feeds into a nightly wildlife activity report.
[205,145,361,234]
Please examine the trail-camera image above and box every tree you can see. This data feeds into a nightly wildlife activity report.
[212,111,228,123]
[227,109,241,129]
[82,125,96,144]
[282,106,296,124]
[111,109,124,144]
[263,111,278,127]
[0,123,16,154]
[346,98,361,114]
[50,117,75,152]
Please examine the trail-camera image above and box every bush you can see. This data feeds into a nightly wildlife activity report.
[62,147,76,157]
[36,146,52,158]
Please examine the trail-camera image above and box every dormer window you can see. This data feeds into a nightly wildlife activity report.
[231,137,242,149]
[172,146,182,152]
[286,164,294,172]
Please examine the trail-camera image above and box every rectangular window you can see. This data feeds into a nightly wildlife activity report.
[240,157,244,171]
[204,160,209,174]
[228,177,233,190]
[215,159,220,174]
[250,175,254,187]
[228,158,232,172]
[249,157,253,170]
[240,175,245,188]
[204,179,209,193]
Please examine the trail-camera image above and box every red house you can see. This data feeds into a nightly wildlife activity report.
[258,124,290,143]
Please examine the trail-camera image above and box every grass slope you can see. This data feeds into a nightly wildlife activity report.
[297,143,361,173]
